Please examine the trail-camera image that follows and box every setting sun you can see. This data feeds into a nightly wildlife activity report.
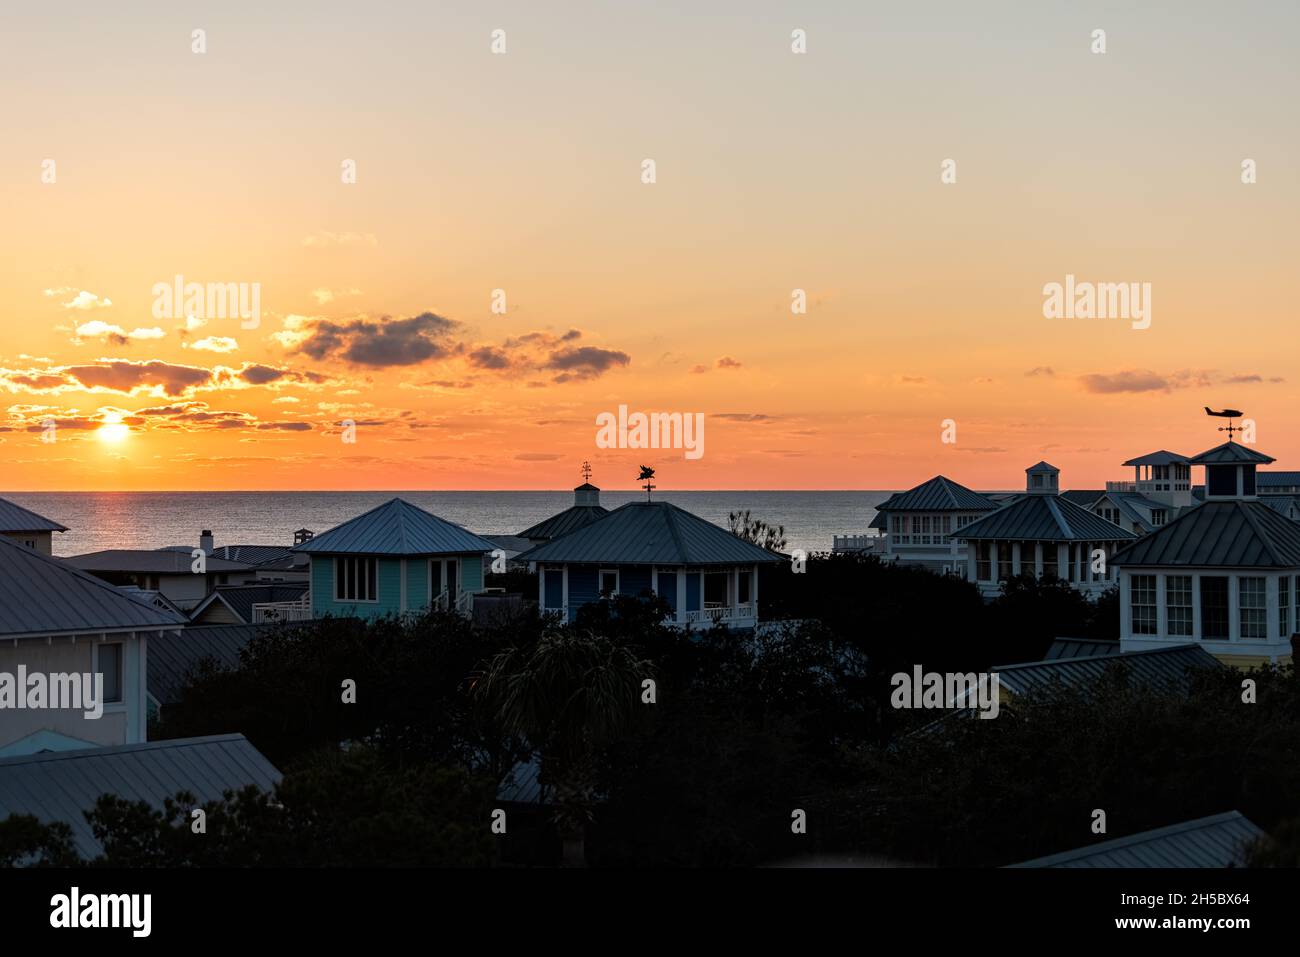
[97,412,130,445]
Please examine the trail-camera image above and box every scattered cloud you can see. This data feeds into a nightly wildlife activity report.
[47,288,112,311]
[311,287,362,305]
[1025,367,1055,378]
[288,312,461,367]
[72,321,165,345]
[184,336,239,353]
[547,346,631,383]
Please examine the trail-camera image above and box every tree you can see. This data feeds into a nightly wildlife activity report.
[473,629,653,866]
[0,814,79,867]
[728,509,788,552]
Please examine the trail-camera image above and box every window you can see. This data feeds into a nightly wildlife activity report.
[1280,575,1291,638]
[599,569,619,598]
[997,543,1013,581]
[1131,575,1158,635]
[1200,577,1229,639]
[703,572,729,608]
[1166,575,1192,636]
[1152,510,1167,527]
[23,539,36,549]
[335,556,378,602]
[737,570,752,605]
[98,643,123,704]
[976,542,991,581]
[1239,577,1266,640]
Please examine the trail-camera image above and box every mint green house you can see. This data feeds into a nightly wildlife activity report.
[291,498,495,619]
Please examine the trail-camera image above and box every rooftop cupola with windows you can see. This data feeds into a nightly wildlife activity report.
[1189,441,1275,500]
[1119,451,1193,507]
[574,482,600,507]
[1025,461,1060,495]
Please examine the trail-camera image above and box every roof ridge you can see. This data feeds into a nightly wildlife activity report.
[1043,497,1071,537]
[1235,500,1286,565]
[0,495,68,531]
[0,732,250,767]
[661,502,691,564]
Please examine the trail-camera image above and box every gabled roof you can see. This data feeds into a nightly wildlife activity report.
[955,495,1135,542]
[1060,489,1104,508]
[872,475,996,513]
[1008,811,1264,868]
[1112,500,1300,568]
[0,734,281,859]
[291,498,495,555]
[66,550,253,574]
[1025,461,1059,473]
[188,583,309,625]
[1189,441,1275,465]
[517,504,610,541]
[149,623,281,704]
[0,536,186,639]
[516,501,784,566]
[1121,450,1190,467]
[0,496,67,533]
[993,643,1222,697]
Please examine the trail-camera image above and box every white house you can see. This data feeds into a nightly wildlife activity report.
[866,476,997,577]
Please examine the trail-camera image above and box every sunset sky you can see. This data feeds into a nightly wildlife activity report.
[3,1,1298,491]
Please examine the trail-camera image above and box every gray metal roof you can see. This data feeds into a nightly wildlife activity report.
[1258,470,1300,488]
[516,501,785,566]
[1060,489,1104,508]
[0,734,281,859]
[1025,461,1059,473]
[1121,450,1191,466]
[292,497,496,556]
[0,496,67,532]
[148,624,278,704]
[872,475,996,513]
[66,550,253,574]
[956,495,1135,543]
[0,536,186,639]
[1043,638,1121,660]
[517,504,610,541]
[1111,500,1300,568]
[993,643,1222,697]
[1261,495,1300,519]
[188,583,309,625]
[1008,811,1264,868]
[1189,441,1275,465]
[162,543,302,567]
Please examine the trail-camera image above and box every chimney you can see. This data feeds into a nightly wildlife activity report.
[294,528,314,546]
[199,529,214,554]
[574,483,600,507]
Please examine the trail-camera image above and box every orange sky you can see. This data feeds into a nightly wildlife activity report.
[2,2,1298,491]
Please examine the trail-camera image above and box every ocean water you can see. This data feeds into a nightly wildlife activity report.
[2,491,897,558]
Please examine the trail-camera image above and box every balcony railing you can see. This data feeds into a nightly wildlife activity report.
[684,604,756,624]
[251,598,312,622]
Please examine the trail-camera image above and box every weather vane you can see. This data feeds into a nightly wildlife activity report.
[638,465,656,501]
[581,460,592,482]
[1205,406,1244,441]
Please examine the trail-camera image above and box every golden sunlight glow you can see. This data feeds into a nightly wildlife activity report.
[97,412,130,445]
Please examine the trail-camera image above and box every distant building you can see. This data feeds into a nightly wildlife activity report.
[955,462,1134,598]
[0,536,185,756]
[0,496,68,555]
[1087,450,1195,535]
[64,549,259,611]
[291,498,495,618]
[1113,439,1298,667]
[188,582,311,625]
[518,481,610,545]
[516,501,783,629]
[1008,811,1264,869]
[865,475,997,576]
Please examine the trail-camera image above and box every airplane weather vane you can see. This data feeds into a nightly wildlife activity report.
[638,465,656,501]
[1205,406,1244,441]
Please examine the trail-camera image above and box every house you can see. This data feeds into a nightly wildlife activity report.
[866,475,997,576]
[0,535,185,756]
[1008,811,1265,868]
[291,497,496,619]
[955,462,1134,598]
[188,582,311,625]
[1112,438,1298,667]
[63,549,259,611]
[0,734,281,860]
[1086,450,1195,535]
[515,500,784,628]
[161,530,311,582]
[517,480,610,545]
[0,495,68,555]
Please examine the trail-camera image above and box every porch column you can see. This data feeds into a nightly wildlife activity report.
[1155,573,1167,637]
[1191,572,1202,640]
[1268,575,1280,642]
[1228,573,1240,642]
[677,569,687,623]
[1012,542,1022,576]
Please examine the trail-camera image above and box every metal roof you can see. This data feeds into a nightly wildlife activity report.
[188,583,309,625]
[1008,811,1264,868]
[148,623,279,704]
[0,734,281,859]
[1043,638,1120,660]
[1121,450,1191,466]
[1060,489,1104,508]
[872,475,996,513]
[1025,461,1059,473]
[0,496,68,532]
[1258,470,1300,488]
[516,501,785,566]
[517,504,610,540]
[1261,495,1300,518]
[162,543,302,567]
[956,495,1135,542]
[993,643,1222,697]
[0,536,186,639]
[868,510,888,530]
[292,497,496,556]
[66,550,253,574]
[1111,500,1300,568]
[1188,441,1275,465]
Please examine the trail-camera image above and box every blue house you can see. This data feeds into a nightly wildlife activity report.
[515,501,784,629]
[291,498,495,619]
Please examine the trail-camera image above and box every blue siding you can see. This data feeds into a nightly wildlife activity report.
[461,554,484,592]
[569,565,600,607]
[685,572,701,612]
[544,568,563,607]
[621,566,652,598]
[310,555,404,619]
[657,571,677,610]
[407,560,427,609]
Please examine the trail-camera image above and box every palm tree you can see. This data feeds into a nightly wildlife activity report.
[473,629,652,866]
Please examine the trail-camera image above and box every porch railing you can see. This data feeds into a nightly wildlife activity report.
[251,598,312,622]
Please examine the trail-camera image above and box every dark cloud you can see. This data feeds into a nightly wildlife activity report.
[1078,369,1216,394]
[714,413,772,422]
[716,356,742,370]
[1025,367,1055,377]
[468,347,511,370]
[293,312,459,367]
[67,360,212,395]
[256,421,313,431]
[515,452,564,461]
[546,346,631,383]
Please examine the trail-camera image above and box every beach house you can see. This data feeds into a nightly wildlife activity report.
[0,535,185,756]
[865,475,997,576]
[291,498,496,618]
[955,462,1135,598]
[1112,439,1298,667]
[0,496,68,555]
[515,500,783,628]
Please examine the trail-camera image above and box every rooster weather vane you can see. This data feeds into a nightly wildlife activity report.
[638,465,656,501]
[1205,406,1244,441]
